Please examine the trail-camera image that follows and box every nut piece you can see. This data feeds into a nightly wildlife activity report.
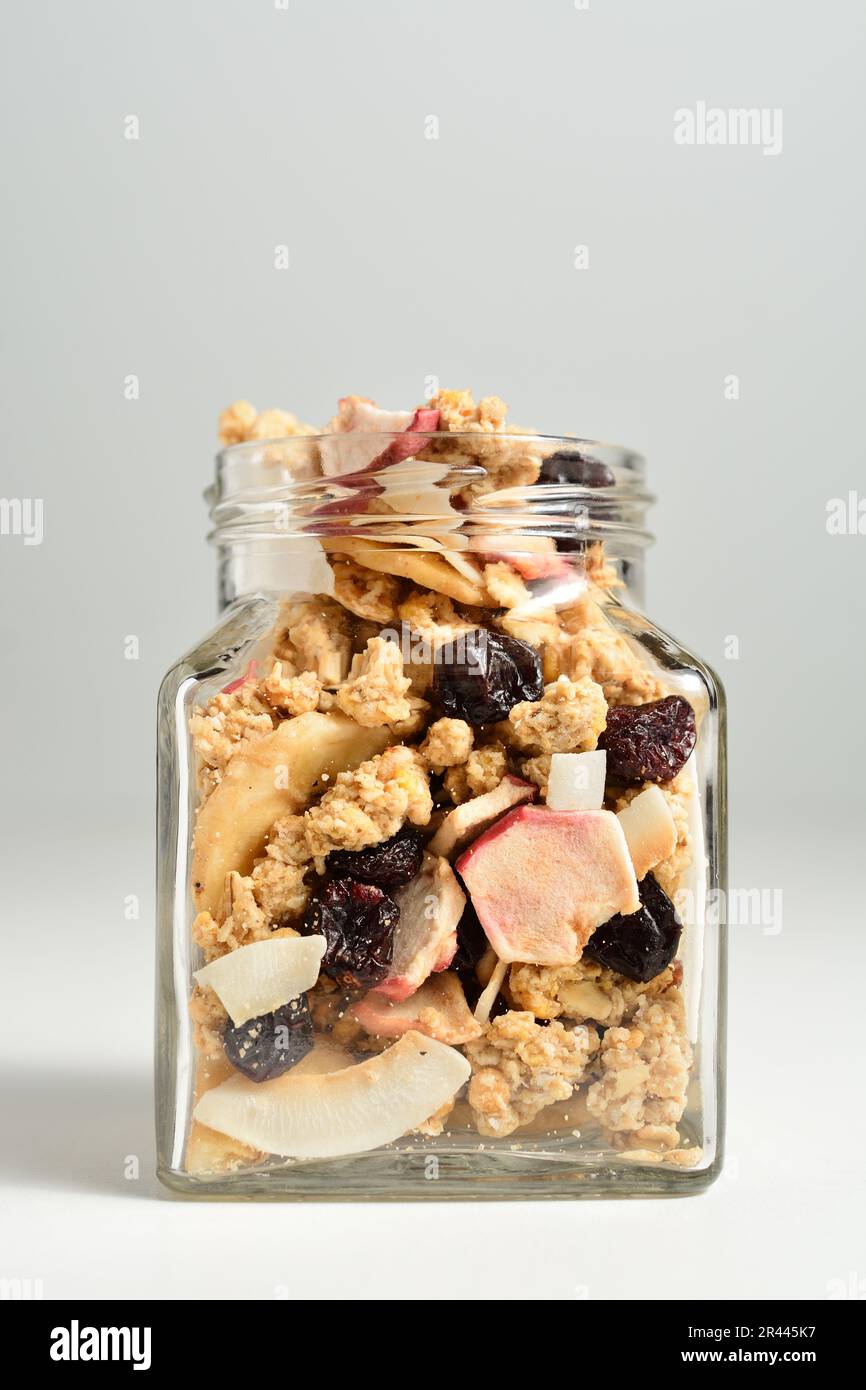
[336,637,413,727]
[465,1010,598,1138]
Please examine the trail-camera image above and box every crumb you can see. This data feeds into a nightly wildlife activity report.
[509,957,680,1026]
[331,555,402,624]
[587,990,692,1150]
[465,1010,598,1138]
[335,636,413,727]
[260,663,322,715]
[506,675,608,755]
[418,717,474,769]
[304,744,432,869]
[443,740,508,802]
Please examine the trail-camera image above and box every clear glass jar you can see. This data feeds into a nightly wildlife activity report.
[156,429,726,1198]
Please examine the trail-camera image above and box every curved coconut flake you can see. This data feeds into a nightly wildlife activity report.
[194,935,326,1028]
[474,957,508,1024]
[193,1031,471,1159]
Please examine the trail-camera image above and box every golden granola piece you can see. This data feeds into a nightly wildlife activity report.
[331,555,402,624]
[498,609,563,651]
[272,597,354,686]
[263,813,313,866]
[218,400,316,445]
[519,752,552,794]
[189,684,275,772]
[509,957,679,1026]
[249,857,310,923]
[614,776,693,902]
[414,1098,456,1137]
[335,636,413,727]
[418,717,474,769]
[192,871,271,960]
[587,990,692,1151]
[443,740,508,803]
[387,695,431,738]
[398,589,480,647]
[304,744,432,870]
[482,562,532,609]
[557,595,667,706]
[419,390,542,501]
[260,663,322,715]
[428,389,509,438]
[189,984,227,1060]
[506,675,608,755]
[465,1010,598,1138]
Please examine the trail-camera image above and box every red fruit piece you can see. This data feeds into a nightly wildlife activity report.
[221,660,257,694]
[600,695,696,784]
[456,805,640,966]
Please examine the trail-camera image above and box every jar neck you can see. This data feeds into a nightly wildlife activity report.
[207,435,654,610]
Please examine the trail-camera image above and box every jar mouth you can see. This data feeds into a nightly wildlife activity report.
[207,432,655,552]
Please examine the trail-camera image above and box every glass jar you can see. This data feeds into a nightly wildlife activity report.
[156,428,726,1198]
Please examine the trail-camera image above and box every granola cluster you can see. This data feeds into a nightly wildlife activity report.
[183,388,702,1175]
[465,1011,598,1138]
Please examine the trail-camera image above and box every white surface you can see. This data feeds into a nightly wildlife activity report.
[1,821,862,1301]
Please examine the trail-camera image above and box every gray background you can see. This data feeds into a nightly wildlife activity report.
[2,0,864,1300]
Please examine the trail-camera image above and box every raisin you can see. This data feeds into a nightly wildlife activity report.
[327,826,423,887]
[540,449,615,489]
[303,880,398,990]
[600,694,696,784]
[584,875,682,983]
[223,996,314,1083]
[432,628,543,725]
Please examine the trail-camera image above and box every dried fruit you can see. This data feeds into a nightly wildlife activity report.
[326,826,423,887]
[583,874,681,983]
[600,695,696,784]
[303,880,399,990]
[540,449,615,488]
[223,996,314,1082]
[432,628,543,725]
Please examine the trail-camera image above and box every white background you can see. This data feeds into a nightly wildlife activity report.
[2,0,864,1300]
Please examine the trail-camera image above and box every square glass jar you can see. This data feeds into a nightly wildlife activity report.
[156,433,726,1199]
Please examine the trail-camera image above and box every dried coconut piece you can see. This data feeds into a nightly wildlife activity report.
[474,957,508,1024]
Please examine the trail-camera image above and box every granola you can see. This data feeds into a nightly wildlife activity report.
[175,389,710,1180]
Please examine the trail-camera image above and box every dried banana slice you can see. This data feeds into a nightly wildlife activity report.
[321,537,493,606]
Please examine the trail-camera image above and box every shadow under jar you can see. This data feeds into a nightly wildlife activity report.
[156,430,727,1199]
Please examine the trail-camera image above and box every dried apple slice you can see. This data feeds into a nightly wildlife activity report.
[321,537,493,607]
[353,972,482,1044]
[374,856,465,1001]
[194,935,326,1027]
[191,712,389,916]
[428,775,537,858]
[194,1031,471,1158]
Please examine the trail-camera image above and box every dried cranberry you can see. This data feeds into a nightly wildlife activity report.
[541,450,615,488]
[303,880,398,990]
[223,996,314,1082]
[327,827,423,887]
[584,875,682,983]
[432,628,542,725]
[600,694,696,784]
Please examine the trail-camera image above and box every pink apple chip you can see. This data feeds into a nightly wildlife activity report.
[428,775,537,859]
[374,854,464,1001]
[456,805,640,967]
